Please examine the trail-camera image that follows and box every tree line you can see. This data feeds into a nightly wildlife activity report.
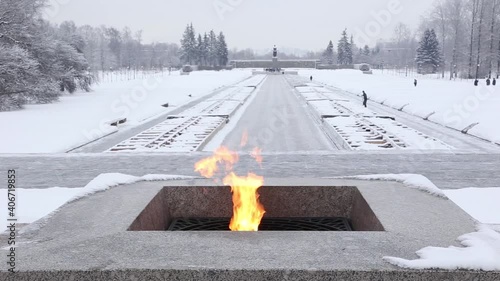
[318,0,499,79]
[2,1,234,111]
[321,29,371,66]
[365,0,500,79]
[420,0,500,78]
[179,23,229,67]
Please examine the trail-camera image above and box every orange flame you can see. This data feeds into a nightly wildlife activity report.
[194,147,239,178]
[224,172,265,231]
[194,145,265,231]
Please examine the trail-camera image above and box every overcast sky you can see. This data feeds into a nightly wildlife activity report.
[46,0,435,52]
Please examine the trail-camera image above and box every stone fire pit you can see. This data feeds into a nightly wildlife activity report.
[3,178,498,281]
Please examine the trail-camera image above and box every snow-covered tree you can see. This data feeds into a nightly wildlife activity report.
[337,29,353,65]
[348,35,355,63]
[416,29,443,73]
[202,33,210,65]
[217,32,229,66]
[0,45,54,110]
[322,40,335,65]
[196,34,204,65]
[0,0,93,110]
[180,23,196,64]
[208,30,218,66]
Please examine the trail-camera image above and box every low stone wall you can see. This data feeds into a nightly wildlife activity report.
[316,64,355,70]
[231,60,318,69]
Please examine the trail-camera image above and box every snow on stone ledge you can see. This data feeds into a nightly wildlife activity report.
[20,173,194,235]
[384,225,500,271]
[70,173,193,202]
[338,174,446,198]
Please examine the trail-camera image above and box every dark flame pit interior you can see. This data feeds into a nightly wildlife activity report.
[128,185,384,232]
[167,217,353,231]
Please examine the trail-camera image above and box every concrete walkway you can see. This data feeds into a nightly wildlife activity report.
[221,75,334,151]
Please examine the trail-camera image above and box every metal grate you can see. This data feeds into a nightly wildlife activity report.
[167,217,352,231]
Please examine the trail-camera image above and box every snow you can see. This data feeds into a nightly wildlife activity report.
[0,70,251,153]
[384,225,500,271]
[444,188,500,224]
[300,69,500,144]
[0,187,82,229]
[341,174,446,198]
[0,173,193,234]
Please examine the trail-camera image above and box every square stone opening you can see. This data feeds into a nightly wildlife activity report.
[128,186,384,231]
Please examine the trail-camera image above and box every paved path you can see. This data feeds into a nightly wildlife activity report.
[2,152,500,190]
[221,75,334,151]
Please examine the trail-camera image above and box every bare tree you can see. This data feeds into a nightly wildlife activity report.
[468,0,480,78]
[431,0,448,77]
[488,0,499,77]
[475,0,486,79]
[445,0,466,79]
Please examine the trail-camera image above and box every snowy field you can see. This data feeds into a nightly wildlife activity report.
[300,69,500,144]
[0,70,251,153]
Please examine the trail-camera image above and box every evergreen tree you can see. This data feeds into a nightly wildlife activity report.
[322,40,335,65]
[347,35,354,64]
[217,32,229,66]
[180,23,196,64]
[208,30,218,66]
[202,33,209,66]
[196,34,203,65]
[416,29,442,74]
[337,29,352,65]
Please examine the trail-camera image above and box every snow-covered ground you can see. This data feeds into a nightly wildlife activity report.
[300,69,500,144]
[0,70,251,153]
[444,188,500,225]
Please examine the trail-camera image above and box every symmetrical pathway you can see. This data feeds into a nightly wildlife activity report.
[221,75,334,151]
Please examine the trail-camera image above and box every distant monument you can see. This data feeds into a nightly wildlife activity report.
[272,45,279,71]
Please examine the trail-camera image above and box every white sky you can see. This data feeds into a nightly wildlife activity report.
[46,0,435,51]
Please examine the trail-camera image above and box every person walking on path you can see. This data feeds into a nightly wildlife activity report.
[310,76,313,81]
[493,78,497,86]
[362,91,368,108]
[474,79,479,86]
[414,79,418,87]
[486,78,491,86]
